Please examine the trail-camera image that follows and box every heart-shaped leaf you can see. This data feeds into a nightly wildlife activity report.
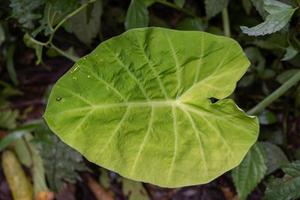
[44,27,259,187]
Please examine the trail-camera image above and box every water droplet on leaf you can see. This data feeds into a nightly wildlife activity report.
[56,97,62,101]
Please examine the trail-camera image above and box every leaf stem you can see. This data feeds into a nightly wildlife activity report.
[48,0,95,43]
[248,70,300,115]
[222,7,231,37]
[50,43,79,62]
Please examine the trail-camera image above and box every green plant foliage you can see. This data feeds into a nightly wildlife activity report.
[0,109,18,130]
[176,17,206,31]
[261,142,288,174]
[0,131,27,151]
[68,0,102,46]
[250,0,268,18]
[232,143,267,200]
[282,45,298,61]
[6,45,18,85]
[23,33,43,64]
[276,69,300,84]
[241,0,297,36]
[258,110,277,125]
[9,0,44,30]
[204,0,229,19]
[35,0,79,36]
[0,24,5,45]
[35,124,88,192]
[264,161,300,200]
[123,178,149,200]
[125,0,149,30]
[44,27,259,187]
[174,0,185,8]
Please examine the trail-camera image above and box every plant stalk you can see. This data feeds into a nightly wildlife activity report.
[48,0,95,43]
[248,70,300,115]
[222,7,231,37]
[50,44,79,62]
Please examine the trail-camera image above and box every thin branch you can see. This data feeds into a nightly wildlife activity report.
[50,43,79,62]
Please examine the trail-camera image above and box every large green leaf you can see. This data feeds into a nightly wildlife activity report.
[44,27,259,187]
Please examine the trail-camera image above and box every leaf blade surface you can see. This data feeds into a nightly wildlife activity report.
[44,27,259,187]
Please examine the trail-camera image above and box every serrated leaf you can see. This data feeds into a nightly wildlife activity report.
[241,0,297,36]
[44,27,259,187]
[261,142,289,174]
[232,143,267,200]
[265,161,300,200]
[264,177,300,200]
[35,124,88,192]
[9,0,44,30]
[282,161,300,176]
[205,0,229,19]
[68,0,102,45]
[125,0,149,30]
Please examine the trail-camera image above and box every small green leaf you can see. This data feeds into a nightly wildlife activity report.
[250,0,268,18]
[68,0,102,45]
[6,45,18,85]
[241,0,297,36]
[23,33,43,64]
[261,142,289,174]
[242,0,252,15]
[205,0,229,19]
[0,24,5,45]
[265,161,300,200]
[282,161,300,177]
[99,168,110,189]
[282,45,298,61]
[125,0,149,30]
[232,143,267,200]
[123,178,149,200]
[176,17,207,31]
[44,27,259,187]
[174,0,185,8]
[0,109,18,130]
[258,110,277,125]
